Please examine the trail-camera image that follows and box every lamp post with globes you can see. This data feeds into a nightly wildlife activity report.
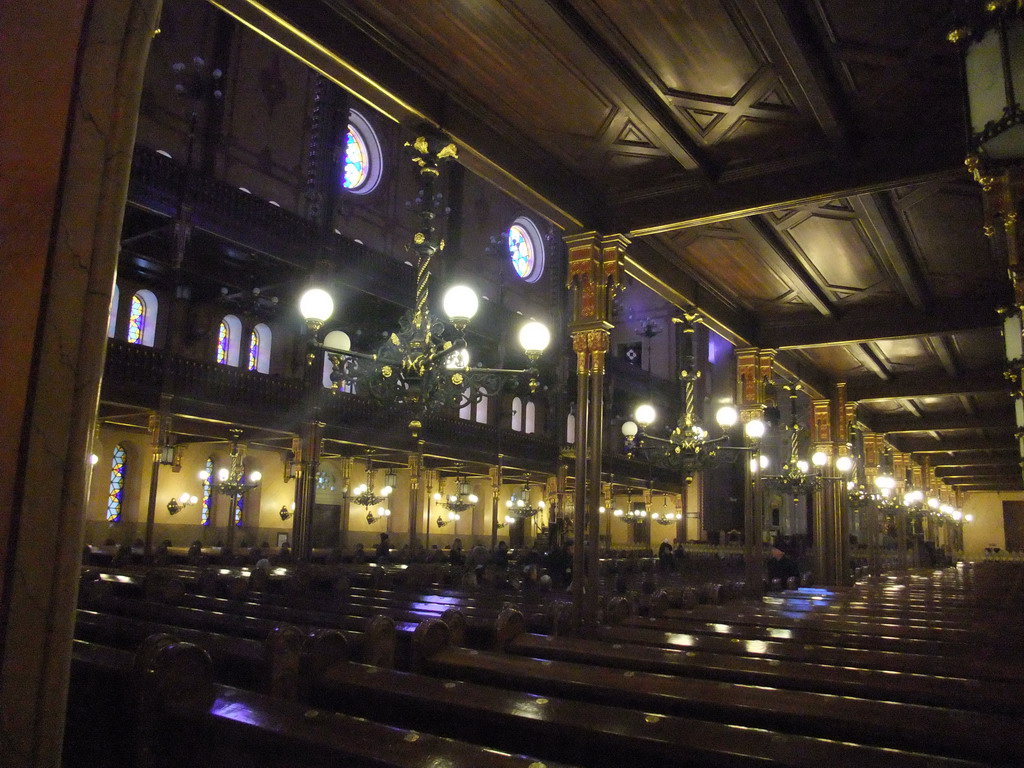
[296,127,550,554]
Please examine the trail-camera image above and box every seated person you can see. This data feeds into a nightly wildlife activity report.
[766,545,800,584]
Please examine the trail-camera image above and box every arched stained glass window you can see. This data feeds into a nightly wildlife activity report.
[216,315,242,366]
[508,217,545,283]
[217,321,230,364]
[127,289,158,346]
[249,323,271,373]
[511,397,523,432]
[341,110,382,194]
[128,294,146,344]
[107,444,126,522]
[476,389,488,424]
[201,457,213,526]
[525,400,536,434]
[248,328,260,371]
[234,495,244,527]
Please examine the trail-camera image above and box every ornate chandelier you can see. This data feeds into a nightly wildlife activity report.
[435,471,478,514]
[299,127,550,432]
[199,431,261,500]
[350,462,395,524]
[612,489,647,524]
[763,383,817,495]
[506,481,544,519]
[650,496,680,525]
[621,312,740,483]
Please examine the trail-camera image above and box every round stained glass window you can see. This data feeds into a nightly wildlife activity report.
[508,216,545,283]
[341,110,383,195]
[343,130,368,189]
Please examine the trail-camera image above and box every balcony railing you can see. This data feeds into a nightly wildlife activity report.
[104,340,560,468]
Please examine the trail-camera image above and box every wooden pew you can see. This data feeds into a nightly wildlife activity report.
[497,628,1024,715]
[410,622,1020,764]
[591,620,1024,682]
[81,592,398,667]
[309,644,992,767]
[68,637,567,768]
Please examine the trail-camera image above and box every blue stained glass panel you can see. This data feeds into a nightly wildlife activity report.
[508,225,535,279]
[107,445,126,522]
[128,295,145,344]
[343,128,368,189]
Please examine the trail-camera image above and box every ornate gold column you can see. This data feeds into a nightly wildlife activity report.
[810,397,833,584]
[893,451,912,570]
[861,432,885,575]
[836,393,856,584]
[144,407,171,557]
[408,442,424,550]
[736,347,775,595]
[565,231,625,627]
[293,419,322,560]
[489,458,503,549]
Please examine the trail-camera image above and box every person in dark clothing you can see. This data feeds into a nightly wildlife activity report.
[658,540,674,570]
[766,545,800,584]
[375,532,392,563]
[547,539,573,589]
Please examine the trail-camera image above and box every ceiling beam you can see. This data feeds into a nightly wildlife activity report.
[850,193,930,310]
[936,466,1021,479]
[618,159,962,237]
[929,336,962,377]
[735,217,835,316]
[865,409,1012,434]
[847,366,1007,402]
[759,299,1000,349]
[745,0,849,147]
[888,435,1015,453]
[850,343,891,381]
[929,453,1017,468]
[552,0,711,175]
[958,483,1024,489]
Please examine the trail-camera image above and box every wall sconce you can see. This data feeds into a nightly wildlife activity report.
[366,506,391,525]
[436,510,460,528]
[279,502,294,521]
[167,493,198,515]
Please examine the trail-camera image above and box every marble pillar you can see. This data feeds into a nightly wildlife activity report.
[0,1,161,765]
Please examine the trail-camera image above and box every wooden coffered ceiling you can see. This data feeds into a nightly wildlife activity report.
[212,0,1020,491]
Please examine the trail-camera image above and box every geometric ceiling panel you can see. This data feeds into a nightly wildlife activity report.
[872,337,936,373]
[785,214,883,297]
[596,0,760,99]
[891,183,1002,300]
[671,230,800,310]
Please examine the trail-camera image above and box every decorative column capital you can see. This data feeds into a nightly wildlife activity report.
[566,230,626,330]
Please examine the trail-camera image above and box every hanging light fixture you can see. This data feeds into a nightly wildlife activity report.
[650,495,680,526]
[199,431,262,502]
[350,460,394,510]
[505,479,544,520]
[621,312,746,483]
[763,383,817,495]
[612,488,647,525]
[434,468,478,515]
[299,127,550,434]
